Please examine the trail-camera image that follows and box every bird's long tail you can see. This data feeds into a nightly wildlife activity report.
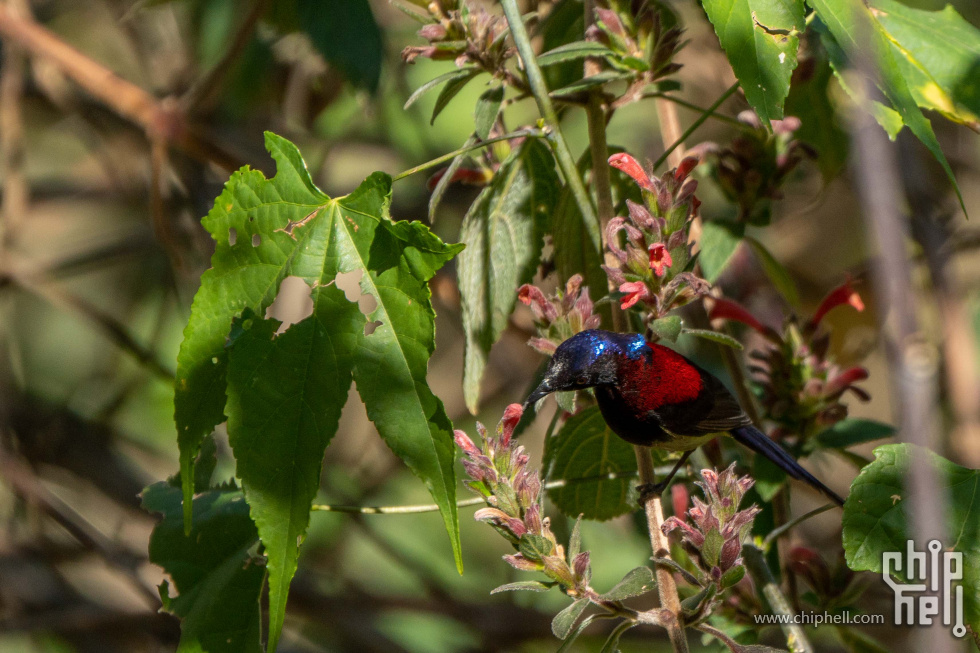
[731,426,845,506]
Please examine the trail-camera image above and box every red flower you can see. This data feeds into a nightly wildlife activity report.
[648,243,673,277]
[619,281,650,309]
[809,278,864,329]
[708,298,781,342]
[608,153,655,191]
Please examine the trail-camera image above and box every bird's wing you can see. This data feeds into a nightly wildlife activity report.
[688,374,753,433]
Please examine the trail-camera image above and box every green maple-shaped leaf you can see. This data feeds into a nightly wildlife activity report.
[173,132,463,652]
[143,481,263,653]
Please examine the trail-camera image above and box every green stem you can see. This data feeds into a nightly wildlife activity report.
[499,0,601,254]
[311,466,691,514]
[643,92,750,129]
[742,544,814,653]
[653,82,739,171]
[392,129,541,181]
[762,503,835,548]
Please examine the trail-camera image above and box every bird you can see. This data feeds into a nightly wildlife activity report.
[523,329,845,506]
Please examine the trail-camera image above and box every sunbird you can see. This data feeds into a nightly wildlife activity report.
[524,329,845,505]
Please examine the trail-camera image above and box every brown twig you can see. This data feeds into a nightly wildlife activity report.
[11,274,175,380]
[0,0,28,262]
[637,446,689,652]
[0,450,159,605]
[0,5,240,171]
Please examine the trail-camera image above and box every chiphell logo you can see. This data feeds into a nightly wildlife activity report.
[882,539,965,637]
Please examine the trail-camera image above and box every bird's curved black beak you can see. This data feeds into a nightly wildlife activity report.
[523,381,554,411]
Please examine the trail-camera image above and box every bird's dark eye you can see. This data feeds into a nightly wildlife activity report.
[576,375,590,385]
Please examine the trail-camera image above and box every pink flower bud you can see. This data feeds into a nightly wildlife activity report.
[596,8,625,36]
[573,551,591,579]
[500,404,523,446]
[518,284,559,323]
[626,200,657,231]
[671,483,689,518]
[719,536,742,571]
[503,553,541,572]
[454,429,480,455]
[527,337,558,355]
[418,23,448,41]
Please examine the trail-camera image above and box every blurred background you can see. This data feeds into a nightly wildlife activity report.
[0,0,978,651]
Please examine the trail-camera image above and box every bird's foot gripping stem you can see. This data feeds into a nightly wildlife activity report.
[636,450,693,504]
[637,481,668,503]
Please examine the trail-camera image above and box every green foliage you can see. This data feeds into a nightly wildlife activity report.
[681,328,744,350]
[698,220,745,283]
[599,566,657,601]
[295,0,383,93]
[651,315,683,342]
[543,406,639,520]
[143,482,263,653]
[537,41,617,66]
[811,418,895,451]
[869,0,980,131]
[744,237,800,307]
[173,133,463,651]
[842,444,980,632]
[552,598,590,639]
[701,0,805,127]
[807,0,965,214]
[784,52,849,180]
[474,84,504,139]
[458,140,558,413]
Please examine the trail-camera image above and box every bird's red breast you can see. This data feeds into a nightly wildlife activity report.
[617,342,704,412]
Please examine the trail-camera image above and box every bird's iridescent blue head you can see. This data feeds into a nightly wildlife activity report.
[523,329,647,408]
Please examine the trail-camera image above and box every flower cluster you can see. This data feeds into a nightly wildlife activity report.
[455,404,594,595]
[586,5,683,107]
[517,274,602,355]
[401,1,516,84]
[662,465,760,583]
[604,153,710,320]
[693,111,816,225]
[710,279,869,441]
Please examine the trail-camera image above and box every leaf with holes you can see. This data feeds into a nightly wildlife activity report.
[143,481,263,653]
[842,444,980,633]
[543,406,638,520]
[458,139,558,414]
[173,132,463,652]
[702,0,805,127]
